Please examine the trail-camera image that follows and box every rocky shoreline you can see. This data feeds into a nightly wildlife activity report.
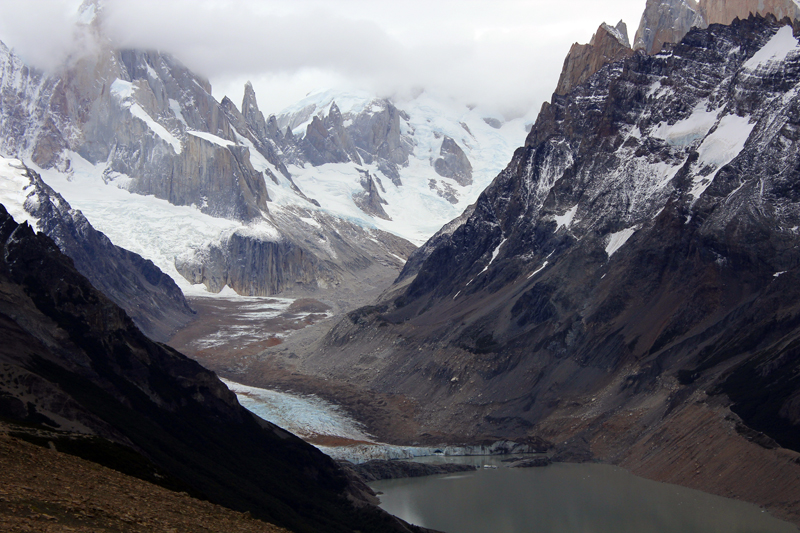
[342,459,477,482]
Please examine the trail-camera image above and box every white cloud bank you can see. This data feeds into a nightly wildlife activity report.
[0,0,646,118]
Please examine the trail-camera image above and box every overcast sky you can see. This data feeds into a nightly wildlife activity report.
[0,0,646,119]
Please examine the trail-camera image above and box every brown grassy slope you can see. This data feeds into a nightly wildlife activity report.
[0,430,291,533]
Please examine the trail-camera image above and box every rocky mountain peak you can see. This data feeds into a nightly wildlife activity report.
[634,0,800,54]
[597,20,631,48]
[555,20,634,95]
[242,80,268,140]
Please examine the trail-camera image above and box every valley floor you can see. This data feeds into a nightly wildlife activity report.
[167,283,800,529]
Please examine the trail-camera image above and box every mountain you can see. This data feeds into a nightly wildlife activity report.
[634,0,800,54]
[283,15,800,525]
[0,200,433,533]
[555,21,633,96]
[0,157,194,342]
[0,0,528,299]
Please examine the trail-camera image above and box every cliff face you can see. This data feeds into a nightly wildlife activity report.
[296,17,800,524]
[633,0,704,55]
[0,202,426,533]
[556,21,634,96]
[635,0,800,54]
[22,166,195,342]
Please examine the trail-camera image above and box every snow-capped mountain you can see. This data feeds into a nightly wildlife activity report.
[267,88,531,244]
[290,15,800,524]
[0,157,193,341]
[0,0,530,298]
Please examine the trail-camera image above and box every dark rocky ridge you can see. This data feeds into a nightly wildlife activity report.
[280,16,800,525]
[0,202,429,533]
[17,165,195,342]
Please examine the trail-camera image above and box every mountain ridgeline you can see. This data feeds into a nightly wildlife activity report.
[0,202,432,533]
[0,11,425,297]
[300,15,800,523]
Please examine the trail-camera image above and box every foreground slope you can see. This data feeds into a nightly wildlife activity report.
[0,430,291,533]
[283,16,800,524]
[0,203,427,533]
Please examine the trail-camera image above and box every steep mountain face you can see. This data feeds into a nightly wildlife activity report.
[0,2,527,298]
[0,158,193,342]
[291,16,800,524]
[634,0,800,54]
[0,202,429,533]
[0,36,272,221]
[555,21,634,96]
[175,209,414,297]
[0,36,417,296]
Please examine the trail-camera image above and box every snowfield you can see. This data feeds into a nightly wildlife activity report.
[31,153,242,297]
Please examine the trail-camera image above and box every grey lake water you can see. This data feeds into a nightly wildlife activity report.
[370,456,799,533]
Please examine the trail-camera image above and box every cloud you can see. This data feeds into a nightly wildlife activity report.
[0,0,646,118]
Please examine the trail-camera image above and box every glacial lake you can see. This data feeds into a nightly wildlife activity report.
[371,456,799,533]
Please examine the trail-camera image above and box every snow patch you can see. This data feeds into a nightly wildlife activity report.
[690,114,754,199]
[554,205,578,230]
[299,216,321,228]
[234,220,281,242]
[129,104,183,154]
[169,99,188,127]
[476,237,507,276]
[110,78,134,100]
[527,261,548,279]
[744,26,800,71]
[652,101,718,147]
[605,227,637,257]
[187,130,235,148]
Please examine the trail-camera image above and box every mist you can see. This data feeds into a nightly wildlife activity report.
[0,0,646,118]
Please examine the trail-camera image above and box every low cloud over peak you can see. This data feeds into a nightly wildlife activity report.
[0,0,645,118]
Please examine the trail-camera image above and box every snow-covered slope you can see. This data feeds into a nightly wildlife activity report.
[0,1,532,298]
[0,155,195,341]
[271,89,531,244]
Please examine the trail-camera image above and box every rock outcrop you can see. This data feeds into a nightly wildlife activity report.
[353,170,391,220]
[176,208,415,296]
[433,136,473,186]
[555,21,634,96]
